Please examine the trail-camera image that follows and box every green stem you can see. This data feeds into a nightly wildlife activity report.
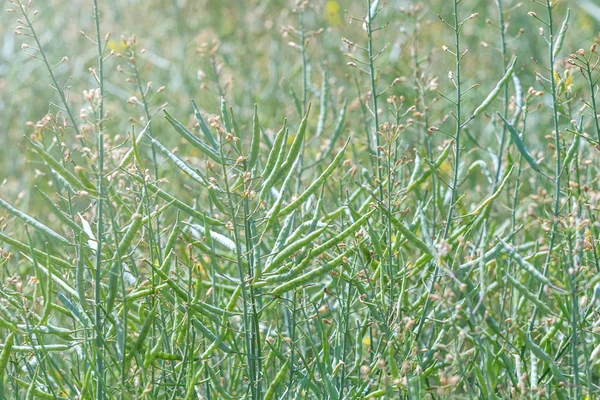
[92,0,105,399]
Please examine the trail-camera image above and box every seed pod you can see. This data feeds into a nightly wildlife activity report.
[279,139,349,217]
[274,104,311,184]
[263,223,329,274]
[35,187,83,234]
[320,100,347,160]
[498,113,540,172]
[462,166,513,217]
[505,273,554,316]
[498,238,552,286]
[470,57,517,120]
[0,197,70,246]
[220,97,232,133]
[119,123,150,168]
[263,120,288,177]
[0,333,14,379]
[552,9,571,59]
[248,104,261,169]
[164,110,221,163]
[271,250,352,295]
[107,202,144,315]
[138,180,223,226]
[563,134,580,168]
[316,71,329,138]
[192,99,219,150]
[264,361,289,400]
[388,213,431,256]
[76,236,88,312]
[511,74,523,122]
[149,136,209,187]
[524,335,566,382]
[26,138,93,194]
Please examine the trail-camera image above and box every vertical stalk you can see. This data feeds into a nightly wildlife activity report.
[366,0,383,196]
[443,0,462,238]
[92,1,105,399]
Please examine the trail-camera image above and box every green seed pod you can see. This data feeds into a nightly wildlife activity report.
[192,99,219,150]
[248,104,261,169]
[0,197,70,246]
[164,110,221,163]
[149,136,209,187]
[552,9,571,59]
[498,238,552,286]
[274,104,311,184]
[498,113,540,172]
[0,333,15,379]
[316,71,329,138]
[470,57,517,121]
[264,361,289,400]
[27,138,94,194]
[279,139,349,217]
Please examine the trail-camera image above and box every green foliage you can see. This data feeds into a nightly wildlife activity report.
[0,0,599,398]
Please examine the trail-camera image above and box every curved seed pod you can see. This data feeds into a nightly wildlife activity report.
[261,119,287,180]
[220,97,232,133]
[563,134,580,168]
[137,180,223,226]
[321,100,347,160]
[552,9,571,59]
[0,197,70,246]
[149,136,209,187]
[186,223,237,252]
[192,100,219,150]
[271,250,351,295]
[404,142,452,193]
[524,335,566,382]
[0,333,14,380]
[275,104,311,183]
[388,213,431,256]
[119,123,150,168]
[279,139,349,217]
[268,212,296,263]
[309,210,374,260]
[106,207,143,315]
[462,166,513,218]
[470,57,517,121]
[143,334,164,369]
[263,159,299,235]
[498,113,540,172]
[498,238,552,286]
[0,314,17,333]
[35,187,83,234]
[248,104,261,169]
[263,224,329,275]
[164,110,221,163]
[133,306,157,353]
[511,74,523,123]
[26,138,93,194]
[260,128,289,200]
[408,150,422,186]
[264,361,289,400]
[316,71,329,138]
[505,273,554,316]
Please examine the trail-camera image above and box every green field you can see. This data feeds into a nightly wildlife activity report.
[1,0,600,398]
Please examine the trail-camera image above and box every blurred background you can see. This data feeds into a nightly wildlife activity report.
[0,0,598,193]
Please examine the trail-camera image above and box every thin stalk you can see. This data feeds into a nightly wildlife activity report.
[529,0,562,329]
[92,1,105,399]
[444,0,463,237]
[218,146,257,399]
[366,0,383,197]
